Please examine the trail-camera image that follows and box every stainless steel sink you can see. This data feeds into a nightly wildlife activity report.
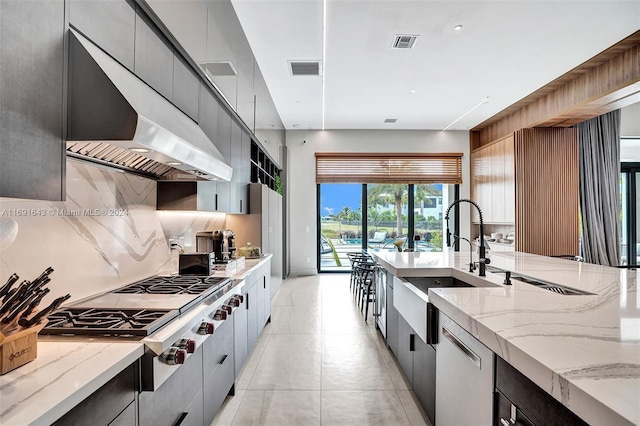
[486,266,595,295]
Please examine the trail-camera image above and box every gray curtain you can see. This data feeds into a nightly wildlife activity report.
[577,109,621,266]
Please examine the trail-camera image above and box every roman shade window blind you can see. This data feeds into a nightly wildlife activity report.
[315,152,463,184]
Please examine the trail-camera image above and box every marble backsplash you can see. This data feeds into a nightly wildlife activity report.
[0,160,225,305]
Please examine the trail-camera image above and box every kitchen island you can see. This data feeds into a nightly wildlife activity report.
[0,256,272,426]
[372,250,639,426]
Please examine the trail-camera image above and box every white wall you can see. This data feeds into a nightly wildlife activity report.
[621,102,640,137]
[285,129,471,276]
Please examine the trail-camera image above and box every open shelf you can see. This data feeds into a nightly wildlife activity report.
[250,141,280,190]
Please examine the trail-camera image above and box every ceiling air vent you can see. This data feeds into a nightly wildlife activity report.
[200,61,237,76]
[392,35,419,49]
[289,61,321,76]
[384,118,397,123]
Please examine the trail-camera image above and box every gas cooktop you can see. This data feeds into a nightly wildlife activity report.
[40,307,178,336]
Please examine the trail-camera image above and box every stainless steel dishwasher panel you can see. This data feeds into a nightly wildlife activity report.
[435,311,494,426]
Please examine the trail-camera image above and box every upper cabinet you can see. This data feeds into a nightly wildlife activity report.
[69,0,136,71]
[0,0,65,200]
[134,12,174,100]
[146,0,284,165]
[471,135,515,224]
[172,55,200,121]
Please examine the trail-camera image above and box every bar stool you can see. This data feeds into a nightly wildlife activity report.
[354,263,376,322]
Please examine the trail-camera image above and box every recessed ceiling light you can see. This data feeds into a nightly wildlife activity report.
[129,147,150,153]
[292,124,302,128]
[410,89,416,94]
[384,118,397,123]
[454,25,463,31]
[167,162,183,166]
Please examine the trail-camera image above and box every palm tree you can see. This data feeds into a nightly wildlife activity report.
[367,184,407,237]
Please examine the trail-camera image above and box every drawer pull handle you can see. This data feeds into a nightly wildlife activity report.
[442,326,481,369]
[219,354,228,365]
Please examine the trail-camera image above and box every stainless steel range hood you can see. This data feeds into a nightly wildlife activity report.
[67,29,232,182]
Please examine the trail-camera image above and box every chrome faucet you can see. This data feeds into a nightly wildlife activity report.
[445,199,490,277]
[452,236,475,272]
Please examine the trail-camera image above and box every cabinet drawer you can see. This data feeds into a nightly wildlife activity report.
[495,357,587,426]
[54,362,137,426]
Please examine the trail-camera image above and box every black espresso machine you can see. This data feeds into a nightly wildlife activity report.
[195,230,236,261]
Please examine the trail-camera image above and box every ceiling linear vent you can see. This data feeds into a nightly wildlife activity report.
[392,34,419,49]
[289,60,321,76]
[384,118,397,123]
[200,61,237,76]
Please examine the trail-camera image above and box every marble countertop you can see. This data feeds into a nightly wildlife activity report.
[0,255,273,426]
[372,250,639,426]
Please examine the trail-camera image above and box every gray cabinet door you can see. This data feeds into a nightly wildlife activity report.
[229,119,243,214]
[203,317,235,425]
[386,281,399,356]
[0,0,65,201]
[134,12,173,100]
[215,110,231,212]
[397,314,414,385]
[173,55,200,121]
[246,281,259,353]
[412,338,436,425]
[68,0,135,70]
[198,86,226,212]
[234,290,249,377]
[182,388,204,426]
[139,347,204,426]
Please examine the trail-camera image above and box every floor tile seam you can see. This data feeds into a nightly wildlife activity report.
[394,387,417,426]
[243,333,272,389]
[226,389,248,426]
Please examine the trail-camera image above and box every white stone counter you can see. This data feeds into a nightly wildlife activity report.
[372,250,639,426]
[0,339,143,425]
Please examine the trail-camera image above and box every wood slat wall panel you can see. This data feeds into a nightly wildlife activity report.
[514,128,579,256]
[472,32,640,147]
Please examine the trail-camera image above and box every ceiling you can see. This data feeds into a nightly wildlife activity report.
[230,0,640,131]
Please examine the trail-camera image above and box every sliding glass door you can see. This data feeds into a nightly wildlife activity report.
[620,164,639,265]
[318,183,363,271]
[318,183,456,271]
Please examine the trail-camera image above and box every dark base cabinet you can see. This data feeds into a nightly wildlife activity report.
[495,356,588,426]
[413,338,436,424]
[203,314,235,425]
[53,362,137,426]
[386,279,398,356]
[139,346,204,426]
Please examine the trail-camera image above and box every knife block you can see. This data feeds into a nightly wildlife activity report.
[0,320,47,375]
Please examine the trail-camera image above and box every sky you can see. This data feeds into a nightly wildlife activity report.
[320,184,362,217]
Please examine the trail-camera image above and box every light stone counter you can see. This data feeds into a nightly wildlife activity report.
[0,255,273,426]
[0,339,143,425]
[372,250,639,426]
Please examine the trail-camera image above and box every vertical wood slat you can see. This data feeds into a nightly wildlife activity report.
[514,128,579,256]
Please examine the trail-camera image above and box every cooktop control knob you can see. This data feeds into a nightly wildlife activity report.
[160,347,186,365]
[212,309,227,321]
[228,297,241,307]
[174,338,196,353]
[235,294,244,304]
[221,304,233,315]
[198,322,215,334]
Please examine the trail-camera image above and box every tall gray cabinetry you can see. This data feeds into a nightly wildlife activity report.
[0,0,66,200]
[249,183,283,296]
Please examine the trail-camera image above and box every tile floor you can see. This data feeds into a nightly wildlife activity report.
[211,274,431,426]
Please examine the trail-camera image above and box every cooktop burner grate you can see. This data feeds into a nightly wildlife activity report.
[113,276,230,295]
[41,308,178,336]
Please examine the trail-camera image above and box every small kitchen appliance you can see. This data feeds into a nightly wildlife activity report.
[178,252,216,276]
